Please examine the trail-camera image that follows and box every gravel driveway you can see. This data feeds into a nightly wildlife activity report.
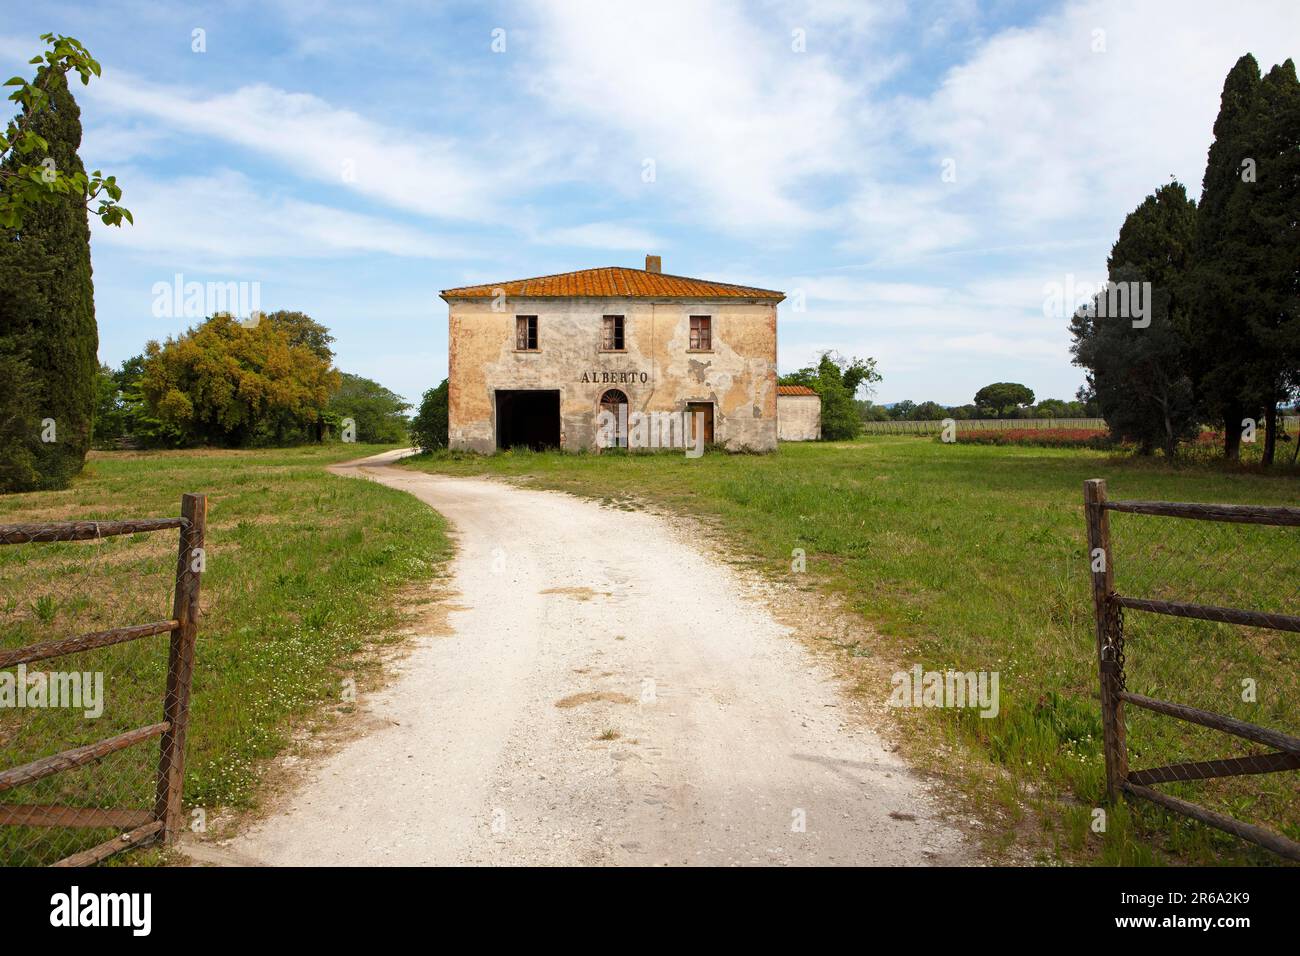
[211,449,970,866]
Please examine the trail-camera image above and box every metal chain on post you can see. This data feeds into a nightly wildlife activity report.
[1105,595,1126,693]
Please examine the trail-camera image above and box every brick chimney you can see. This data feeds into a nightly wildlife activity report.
[645,254,661,274]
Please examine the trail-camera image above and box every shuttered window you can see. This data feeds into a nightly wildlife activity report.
[689,315,711,350]
[602,315,625,351]
[515,315,538,350]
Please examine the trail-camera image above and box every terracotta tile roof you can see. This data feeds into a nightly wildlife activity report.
[440,266,784,301]
[777,384,819,397]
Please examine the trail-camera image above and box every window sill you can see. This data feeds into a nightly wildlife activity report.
[514,348,540,353]
[687,348,714,354]
[598,348,627,353]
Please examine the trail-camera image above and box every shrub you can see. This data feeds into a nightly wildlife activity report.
[410,379,449,452]
[945,428,1113,449]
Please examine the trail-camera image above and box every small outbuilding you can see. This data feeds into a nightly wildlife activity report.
[776,385,821,441]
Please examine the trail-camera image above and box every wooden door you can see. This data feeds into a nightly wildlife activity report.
[686,402,714,445]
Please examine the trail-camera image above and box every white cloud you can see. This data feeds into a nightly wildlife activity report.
[839,182,978,262]
[522,0,880,232]
[82,75,536,222]
[900,0,1300,239]
[9,2,1297,404]
[92,170,474,269]
[785,276,952,305]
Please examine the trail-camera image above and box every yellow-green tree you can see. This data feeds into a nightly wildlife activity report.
[140,313,340,447]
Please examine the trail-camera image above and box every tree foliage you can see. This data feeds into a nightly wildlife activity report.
[973,382,1035,418]
[139,313,340,447]
[0,332,40,488]
[410,379,449,452]
[781,352,881,440]
[1,35,130,229]
[0,67,98,491]
[1190,54,1300,462]
[1070,182,1200,456]
[266,310,335,363]
[327,373,410,444]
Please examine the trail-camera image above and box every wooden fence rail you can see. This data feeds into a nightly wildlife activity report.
[1083,478,1300,861]
[0,493,206,866]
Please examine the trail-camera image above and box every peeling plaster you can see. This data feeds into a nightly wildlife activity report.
[447,296,778,452]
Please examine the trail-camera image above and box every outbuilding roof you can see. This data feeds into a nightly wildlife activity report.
[777,385,819,396]
[440,266,784,301]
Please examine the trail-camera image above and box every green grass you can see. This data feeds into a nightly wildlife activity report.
[0,444,452,865]
[400,437,1298,865]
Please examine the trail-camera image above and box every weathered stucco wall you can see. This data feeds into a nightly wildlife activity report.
[448,296,778,452]
[777,394,821,441]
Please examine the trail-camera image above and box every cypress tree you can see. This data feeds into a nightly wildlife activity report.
[1190,55,1263,460]
[1187,54,1300,462]
[0,233,45,489]
[0,67,98,490]
[1250,60,1300,465]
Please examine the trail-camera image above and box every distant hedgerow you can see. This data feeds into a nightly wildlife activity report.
[942,428,1114,449]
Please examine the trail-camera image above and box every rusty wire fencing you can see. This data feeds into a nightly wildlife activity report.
[1084,480,1299,860]
[0,495,205,866]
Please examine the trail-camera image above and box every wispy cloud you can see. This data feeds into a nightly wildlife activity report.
[3,0,1296,408]
[520,0,881,233]
[82,74,539,222]
[92,170,475,269]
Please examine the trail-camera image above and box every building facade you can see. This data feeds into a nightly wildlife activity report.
[776,385,822,441]
[442,257,783,453]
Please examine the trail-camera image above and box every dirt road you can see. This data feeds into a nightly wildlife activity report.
[210,449,969,866]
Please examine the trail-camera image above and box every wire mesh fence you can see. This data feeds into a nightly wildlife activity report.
[0,496,205,866]
[859,416,1298,436]
[1084,480,1300,860]
[860,417,1107,434]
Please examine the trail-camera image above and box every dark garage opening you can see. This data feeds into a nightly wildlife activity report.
[495,389,561,450]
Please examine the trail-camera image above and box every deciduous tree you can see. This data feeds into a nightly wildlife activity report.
[140,313,339,446]
[327,373,410,444]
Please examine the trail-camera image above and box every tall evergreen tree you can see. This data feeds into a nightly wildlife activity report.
[0,235,46,489]
[1071,182,1200,457]
[1249,60,1300,464]
[1191,55,1268,460]
[0,67,98,490]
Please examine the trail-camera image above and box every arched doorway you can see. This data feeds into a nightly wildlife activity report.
[599,389,629,448]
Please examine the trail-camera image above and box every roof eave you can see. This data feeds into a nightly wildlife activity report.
[440,293,785,303]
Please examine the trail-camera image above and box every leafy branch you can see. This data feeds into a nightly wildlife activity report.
[0,33,132,230]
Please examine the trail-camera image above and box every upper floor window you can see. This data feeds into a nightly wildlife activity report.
[689,315,712,351]
[602,315,625,351]
[515,315,538,351]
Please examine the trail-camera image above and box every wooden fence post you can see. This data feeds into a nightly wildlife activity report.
[155,493,206,843]
[1084,479,1127,801]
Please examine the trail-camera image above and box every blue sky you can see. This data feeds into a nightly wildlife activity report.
[4,0,1297,407]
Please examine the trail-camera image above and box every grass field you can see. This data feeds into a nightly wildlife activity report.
[401,436,1298,865]
[0,445,451,866]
